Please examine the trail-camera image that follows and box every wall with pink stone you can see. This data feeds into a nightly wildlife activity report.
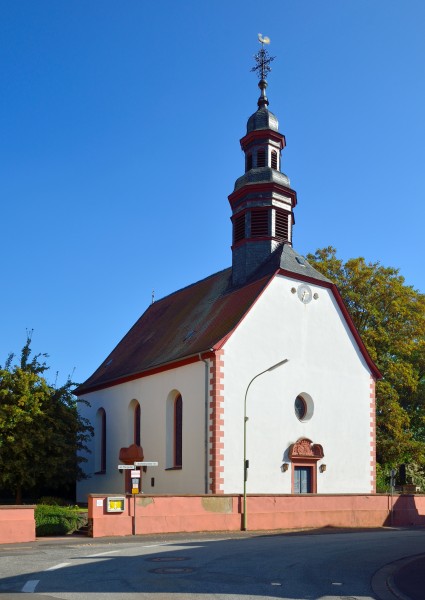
[88,493,425,538]
[0,506,36,544]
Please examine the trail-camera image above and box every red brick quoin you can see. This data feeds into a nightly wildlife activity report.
[209,350,225,493]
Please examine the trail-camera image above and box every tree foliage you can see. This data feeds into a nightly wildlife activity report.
[0,335,93,503]
[307,247,425,470]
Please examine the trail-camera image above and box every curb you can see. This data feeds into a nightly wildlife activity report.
[371,554,425,600]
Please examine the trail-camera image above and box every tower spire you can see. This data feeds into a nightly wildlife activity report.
[251,34,275,109]
[229,36,297,286]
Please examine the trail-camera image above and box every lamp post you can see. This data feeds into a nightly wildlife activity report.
[242,358,289,531]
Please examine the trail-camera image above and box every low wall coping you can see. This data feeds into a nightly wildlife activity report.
[87,493,410,498]
[0,505,36,509]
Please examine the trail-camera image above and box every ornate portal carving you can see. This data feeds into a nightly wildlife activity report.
[289,438,324,460]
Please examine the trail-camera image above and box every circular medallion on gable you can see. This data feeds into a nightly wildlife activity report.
[297,284,312,304]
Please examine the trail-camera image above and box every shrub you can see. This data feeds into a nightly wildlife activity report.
[35,504,82,536]
[37,496,71,507]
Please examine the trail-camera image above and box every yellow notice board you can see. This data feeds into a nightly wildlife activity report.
[106,496,125,512]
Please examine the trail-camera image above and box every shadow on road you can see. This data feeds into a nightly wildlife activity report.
[0,528,417,598]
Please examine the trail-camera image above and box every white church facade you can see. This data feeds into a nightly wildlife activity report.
[76,45,380,503]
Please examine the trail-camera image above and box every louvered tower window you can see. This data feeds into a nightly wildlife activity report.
[257,148,266,167]
[275,210,289,241]
[246,153,253,171]
[234,213,245,243]
[251,209,269,237]
[271,150,278,170]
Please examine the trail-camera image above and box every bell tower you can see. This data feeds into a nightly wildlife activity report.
[229,37,297,286]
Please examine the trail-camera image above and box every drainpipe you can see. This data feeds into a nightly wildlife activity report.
[199,352,211,494]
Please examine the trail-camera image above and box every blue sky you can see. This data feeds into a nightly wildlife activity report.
[1,1,424,384]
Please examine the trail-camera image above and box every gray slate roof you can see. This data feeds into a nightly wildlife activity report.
[234,167,290,191]
[249,244,333,284]
[247,107,279,133]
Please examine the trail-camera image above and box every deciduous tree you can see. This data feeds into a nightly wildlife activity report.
[307,247,425,474]
[0,335,93,503]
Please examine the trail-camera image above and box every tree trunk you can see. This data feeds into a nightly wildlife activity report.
[15,484,22,505]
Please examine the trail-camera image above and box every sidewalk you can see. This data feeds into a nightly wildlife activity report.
[390,555,425,600]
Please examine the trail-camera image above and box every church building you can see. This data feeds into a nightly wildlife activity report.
[76,42,380,503]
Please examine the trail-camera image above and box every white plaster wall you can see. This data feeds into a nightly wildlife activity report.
[222,274,373,495]
[77,361,208,503]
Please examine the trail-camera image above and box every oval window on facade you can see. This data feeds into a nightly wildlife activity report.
[294,393,314,422]
[295,395,307,421]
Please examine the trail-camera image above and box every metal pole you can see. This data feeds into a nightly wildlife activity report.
[390,468,395,527]
[133,492,136,535]
[242,358,289,531]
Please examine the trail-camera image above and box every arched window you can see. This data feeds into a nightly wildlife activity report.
[257,148,266,167]
[271,150,278,170]
[134,402,141,446]
[95,408,106,473]
[174,395,183,467]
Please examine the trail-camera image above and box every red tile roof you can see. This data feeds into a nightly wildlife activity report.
[76,244,381,394]
[76,268,274,394]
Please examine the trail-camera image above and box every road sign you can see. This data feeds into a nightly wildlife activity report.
[134,461,159,467]
[117,464,135,470]
[131,470,141,478]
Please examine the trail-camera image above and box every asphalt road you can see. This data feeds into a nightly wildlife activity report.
[1,527,424,599]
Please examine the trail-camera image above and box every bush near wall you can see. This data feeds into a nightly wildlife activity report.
[35,504,85,536]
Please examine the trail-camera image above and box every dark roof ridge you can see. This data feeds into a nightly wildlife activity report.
[152,265,232,305]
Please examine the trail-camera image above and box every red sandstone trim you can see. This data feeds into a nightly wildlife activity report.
[239,128,286,152]
[214,277,275,351]
[228,182,297,209]
[209,350,225,493]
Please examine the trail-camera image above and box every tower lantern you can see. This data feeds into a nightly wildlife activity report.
[229,36,297,286]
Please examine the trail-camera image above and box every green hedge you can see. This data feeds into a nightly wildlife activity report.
[35,504,84,536]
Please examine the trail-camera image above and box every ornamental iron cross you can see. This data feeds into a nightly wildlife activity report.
[251,34,275,81]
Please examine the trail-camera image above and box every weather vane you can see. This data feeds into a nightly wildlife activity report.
[251,33,275,81]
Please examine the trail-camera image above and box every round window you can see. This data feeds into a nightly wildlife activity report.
[295,396,307,420]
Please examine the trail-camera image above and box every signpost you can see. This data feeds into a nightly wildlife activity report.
[117,461,158,535]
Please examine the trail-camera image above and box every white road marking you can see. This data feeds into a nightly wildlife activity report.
[22,579,39,592]
[46,562,71,570]
[86,550,120,557]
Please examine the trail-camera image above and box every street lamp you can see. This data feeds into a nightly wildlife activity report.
[243,358,289,531]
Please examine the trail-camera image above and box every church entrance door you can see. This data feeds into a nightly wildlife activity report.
[294,466,312,493]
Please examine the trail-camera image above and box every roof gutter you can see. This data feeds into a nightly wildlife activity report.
[75,350,216,396]
[199,351,213,494]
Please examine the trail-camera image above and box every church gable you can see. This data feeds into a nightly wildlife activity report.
[220,272,376,494]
